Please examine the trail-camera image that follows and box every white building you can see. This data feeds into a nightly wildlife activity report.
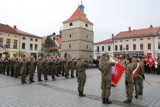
[94,38,113,59]
[154,30,160,58]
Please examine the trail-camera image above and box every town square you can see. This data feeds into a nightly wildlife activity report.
[0,0,160,107]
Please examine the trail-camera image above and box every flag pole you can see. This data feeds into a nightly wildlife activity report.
[137,74,151,85]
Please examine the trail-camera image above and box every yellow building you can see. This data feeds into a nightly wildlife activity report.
[0,24,20,58]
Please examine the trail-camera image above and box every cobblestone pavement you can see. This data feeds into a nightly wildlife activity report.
[0,69,160,107]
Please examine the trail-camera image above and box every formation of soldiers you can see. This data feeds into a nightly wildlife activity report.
[0,56,91,83]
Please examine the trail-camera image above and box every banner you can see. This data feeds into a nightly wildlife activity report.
[109,56,125,86]
[132,63,140,78]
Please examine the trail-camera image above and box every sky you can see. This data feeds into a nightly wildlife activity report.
[0,0,160,43]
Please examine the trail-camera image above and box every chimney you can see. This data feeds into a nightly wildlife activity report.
[112,34,114,41]
[149,25,153,28]
[13,25,17,30]
[128,27,131,32]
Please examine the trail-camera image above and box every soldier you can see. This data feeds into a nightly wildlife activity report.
[123,58,133,103]
[43,57,49,80]
[4,57,10,76]
[55,58,61,77]
[20,57,27,84]
[10,57,15,77]
[0,58,2,74]
[136,56,145,95]
[2,58,5,75]
[14,57,20,78]
[37,57,43,81]
[28,56,36,82]
[70,58,76,78]
[76,57,88,97]
[99,54,116,104]
[131,56,139,99]
[60,57,65,76]
[64,58,69,78]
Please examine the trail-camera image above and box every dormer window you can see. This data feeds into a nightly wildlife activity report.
[70,34,71,38]
[69,23,73,26]
[85,24,88,27]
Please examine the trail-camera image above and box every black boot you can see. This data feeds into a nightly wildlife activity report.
[52,76,56,80]
[135,95,138,99]
[102,98,106,104]
[30,78,35,83]
[79,91,86,97]
[105,99,112,104]
[71,75,75,78]
[38,78,43,81]
[65,75,68,78]
[123,99,132,103]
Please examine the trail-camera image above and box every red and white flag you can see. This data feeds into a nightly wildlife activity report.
[132,63,140,78]
[109,56,125,86]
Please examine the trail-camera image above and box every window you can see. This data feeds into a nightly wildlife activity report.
[30,44,33,50]
[86,35,88,38]
[108,46,111,51]
[115,45,118,51]
[0,32,2,35]
[6,38,11,48]
[133,39,136,41]
[148,38,151,40]
[115,41,117,43]
[102,46,104,52]
[126,40,129,42]
[97,46,99,52]
[22,43,25,49]
[148,43,151,50]
[35,39,38,42]
[120,45,123,51]
[126,45,129,50]
[140,38,143,40]
[140,44,143,50]
[30,38,33,41]
[0,38,3,47]
[22,37,26,40]
[13,40,17,49]
[69,23,73,26]
[87,45,88,49]
[158,42,160,49]
[8,34,10,36]
[158,36,160,39]
[133,44,136,50]
[35,44,38,50]
[70,34,71,38]
[85,24,88,27]
[120,40,122,42]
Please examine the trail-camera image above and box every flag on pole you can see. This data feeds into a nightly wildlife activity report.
[132,63,140,78]
[109,56,125,86]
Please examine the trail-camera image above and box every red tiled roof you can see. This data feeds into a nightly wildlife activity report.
[95,38,113,45]
[114,26,160,40]
[14,28,41,39]
[63,7,93,25]
[0,23,19,34]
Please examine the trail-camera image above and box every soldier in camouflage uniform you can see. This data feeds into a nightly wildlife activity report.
[10,58,15,77]
[64,58,69,78]
[136,56,145,95]
[5,57,10,76]
[2,58,5,75]
[0,58,2,74]
[99,54,116,104]
[37,57,43,81]
[76,57,93,97]
[60,57,65,76]
[70,58,76,78]
[20,57,27,84]
[14,57,20,78]
[43,57,49,80]
[123,58,133,103]
[55,58,61,77]
[49,57,56,80]
[131,56,139,99]
[28,57,36,82]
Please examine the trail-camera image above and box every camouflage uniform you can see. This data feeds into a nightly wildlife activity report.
[5,58,10,76]
[64,59,69,78]
[99,58,115,104]
[37,58,43,81]
[49,58,56,80]
[76,58,88,97]
[0,59,2,73]
[123,60,133,103]
[70,58,76,78]
[43,58,49,80]
[20,58,27,84]
[14,58,20,78]
[10,59,15,77]
[28,58,35,82]
[61,59,65,76]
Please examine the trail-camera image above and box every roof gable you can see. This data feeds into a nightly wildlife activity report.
[0,23,19,34]
[95,38,113,45]
[63,7,93,25]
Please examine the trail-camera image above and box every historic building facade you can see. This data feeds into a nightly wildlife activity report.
[0,23,41,58]
[61,4,94,58]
